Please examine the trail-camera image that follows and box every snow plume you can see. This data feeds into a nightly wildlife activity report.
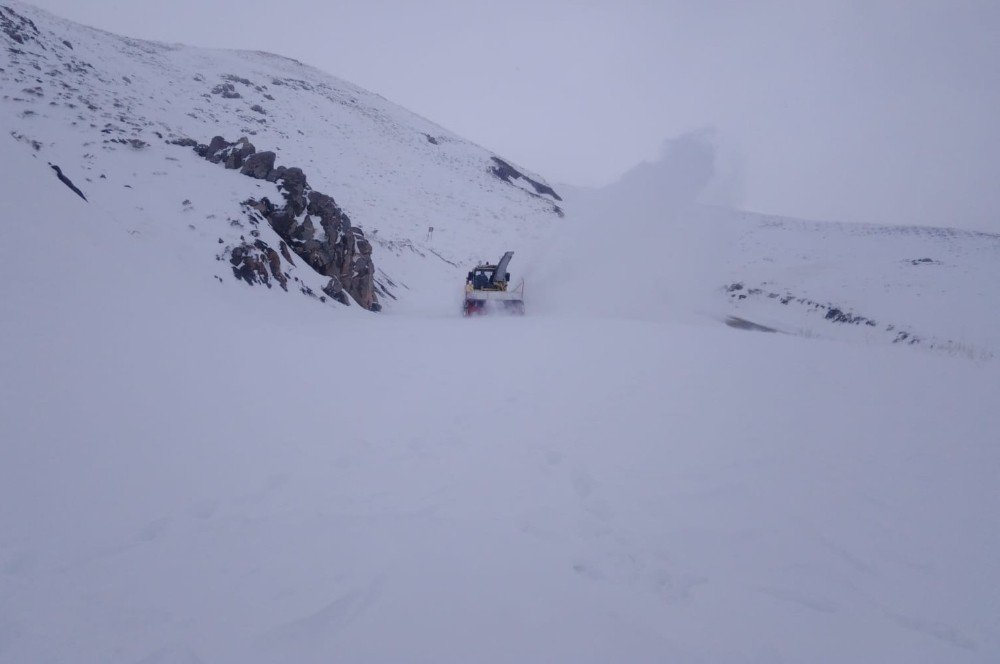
[527,131,736,322]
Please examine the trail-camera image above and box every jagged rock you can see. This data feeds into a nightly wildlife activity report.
[323,276,349,305]
[240,150,275,179]
[306,191,343,228]
[204,136,230,162]
[277,167,308,214]
[224,137,255,169]
[299,216,316,242]
[229,244,269,287]
[489,156,562,201]
[192,137,382,311]
[228,240,287,290]
[269,208,295,236]
[349,254,377,310]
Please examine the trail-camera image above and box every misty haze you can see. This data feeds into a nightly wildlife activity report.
[1,1,998,663]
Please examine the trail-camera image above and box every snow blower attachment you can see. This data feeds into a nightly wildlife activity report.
[463,251,525,316]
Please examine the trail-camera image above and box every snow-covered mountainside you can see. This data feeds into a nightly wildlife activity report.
[2,3,999,663]
[1,0,563,314]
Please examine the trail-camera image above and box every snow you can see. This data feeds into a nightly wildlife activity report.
[2,3,1000,663]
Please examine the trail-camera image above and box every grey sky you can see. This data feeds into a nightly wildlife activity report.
[28,0,1000,230]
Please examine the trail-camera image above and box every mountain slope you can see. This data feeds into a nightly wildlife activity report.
[1,0,562,314]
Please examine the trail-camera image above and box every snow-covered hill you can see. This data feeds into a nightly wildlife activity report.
[1,0,562,314]
[2,3,999,663]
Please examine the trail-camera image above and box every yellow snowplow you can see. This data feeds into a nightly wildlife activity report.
[463,251,525,316]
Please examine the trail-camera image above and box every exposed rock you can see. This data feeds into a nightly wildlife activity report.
[292,216,315,243]
[228,239,288,290]
[168,137,199,148]
[200,136,256,169]
[210,82,241,99]
[489,156,562,201]
[323,276,349,305]
[240,150,275,179]
[202,135,230,162]
[249,104,266,115]
[190,137,384,310]
[1,5,41,46]
[223,137,255,169]
[223,74,253,86]
[108,137,148,149]
[49,163,87,201]
[266,165,287,183]
[276,167,308,214]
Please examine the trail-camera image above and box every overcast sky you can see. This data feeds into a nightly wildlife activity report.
[28,0,1000,230]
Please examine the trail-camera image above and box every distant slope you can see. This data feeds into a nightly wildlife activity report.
[539,142,1000,359]
[718,211,1000,358]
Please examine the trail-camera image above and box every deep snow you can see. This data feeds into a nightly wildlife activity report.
[2,3,1000,663]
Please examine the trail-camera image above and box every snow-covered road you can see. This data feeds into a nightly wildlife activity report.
[3,255,998,662]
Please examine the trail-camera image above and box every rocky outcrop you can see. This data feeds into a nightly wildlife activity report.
[187,135,382,311]
[1,5,41,47]
[210,82,241,99]
[229,239,287,290]
[489,157,562,201]
[489,157,564,217]
[198,136,255,170]
[240,150,275,179]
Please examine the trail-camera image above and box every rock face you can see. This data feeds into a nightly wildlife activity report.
[192,135,382,311]
[489,157,562,201]
[489,157,564,217]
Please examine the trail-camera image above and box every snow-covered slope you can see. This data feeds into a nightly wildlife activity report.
[719,211,1000,359]
[1,0,562,314]
[2,3,999,663]
[537,136,1000,360]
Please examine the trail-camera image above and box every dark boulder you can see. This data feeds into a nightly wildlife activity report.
[204,136,230,163]
[223,137,255,169]
[240,150,275,179]
[266,165,287,183]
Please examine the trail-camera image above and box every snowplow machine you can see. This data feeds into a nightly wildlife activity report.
[463,251,525,316]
